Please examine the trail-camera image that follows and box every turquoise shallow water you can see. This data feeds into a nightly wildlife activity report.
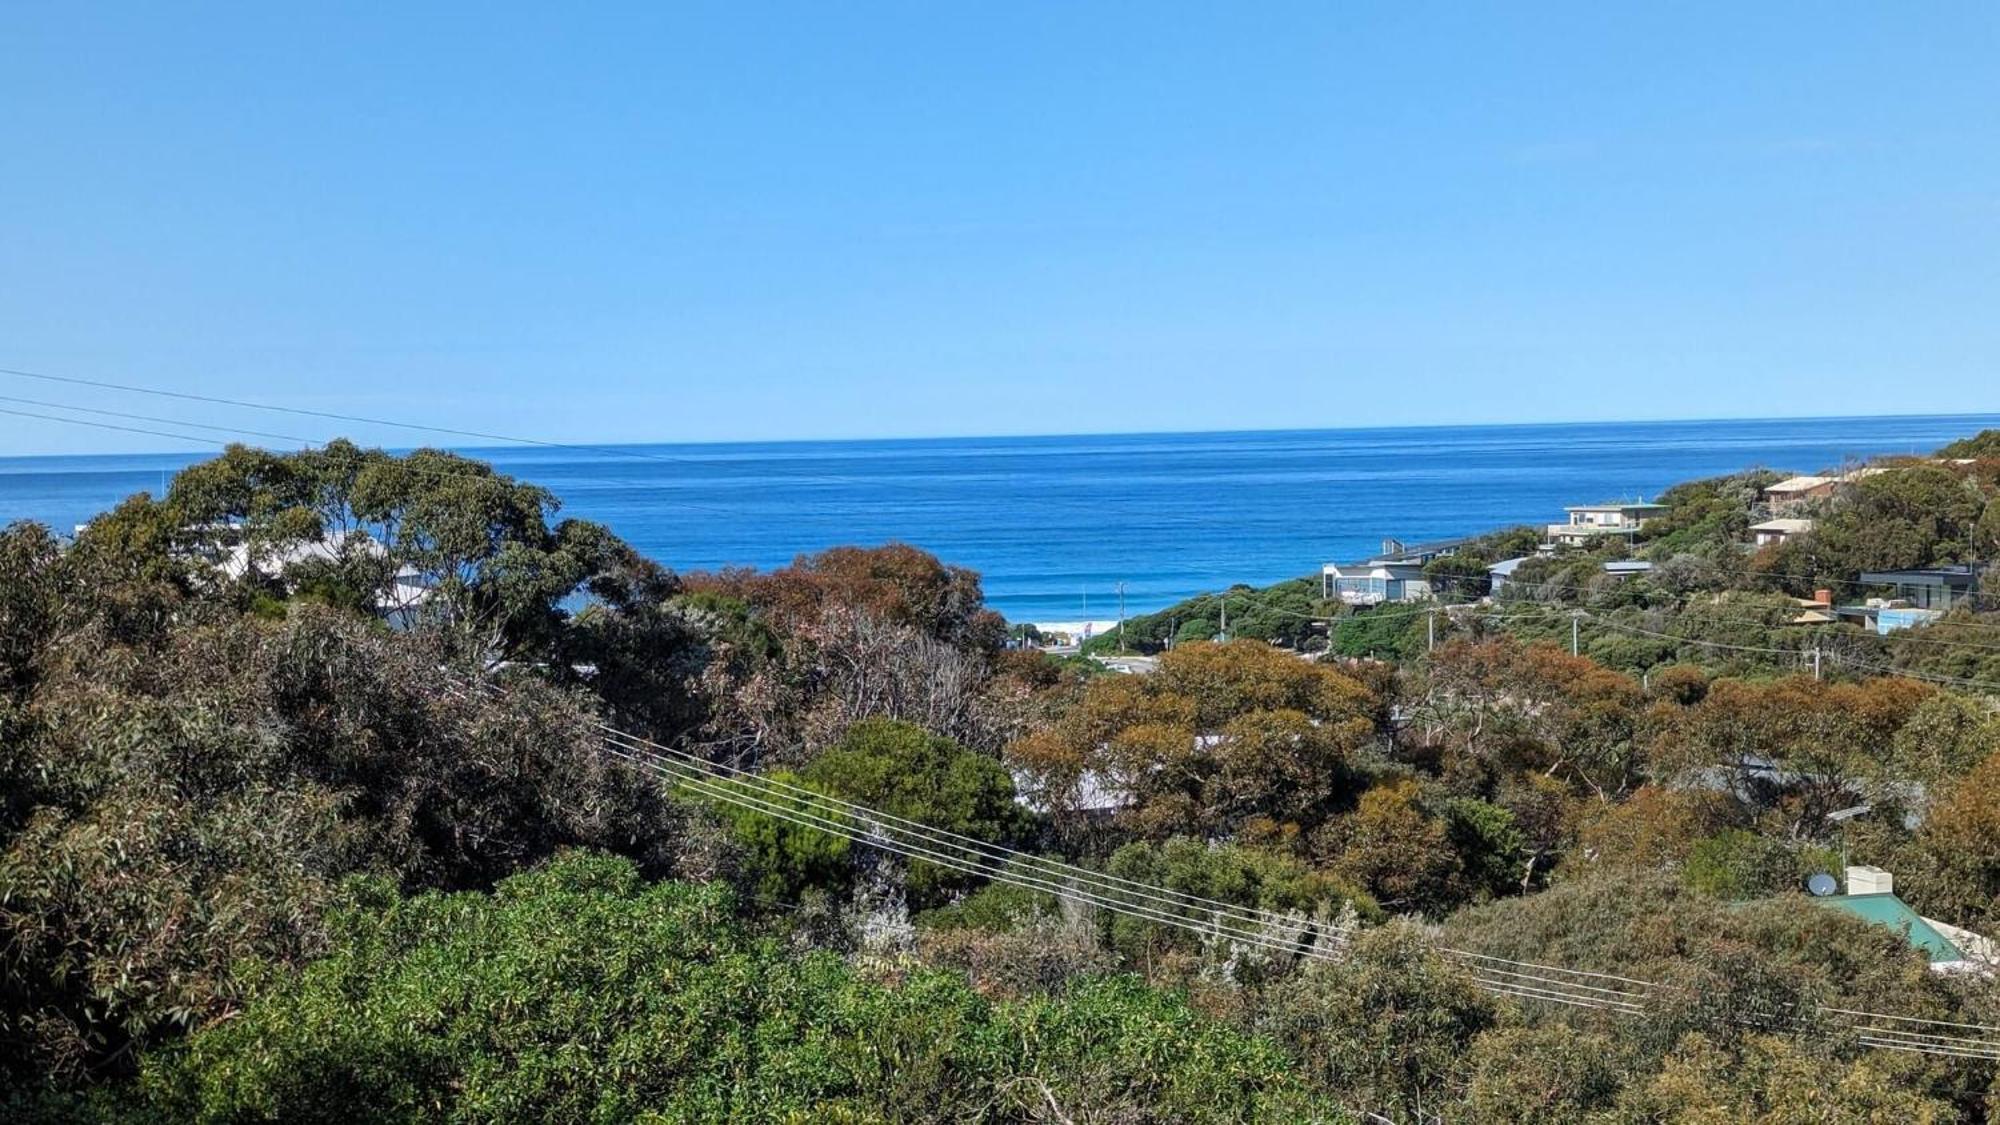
[2,415,1994,621]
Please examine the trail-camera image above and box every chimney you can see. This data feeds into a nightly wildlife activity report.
[1813,588,1833,607]
[1845,865,1894,895]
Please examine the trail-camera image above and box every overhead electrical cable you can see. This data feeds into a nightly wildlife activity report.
[11,372,2000,1055]
[1486,573,2000,648]
[0,377,1440,560]
[582,712,2000,1056]
[443,678,1354,937]
[0,398,898,527]
[444,675,2000,1060]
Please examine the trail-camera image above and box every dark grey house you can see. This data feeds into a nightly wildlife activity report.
[1857,564,1987,611]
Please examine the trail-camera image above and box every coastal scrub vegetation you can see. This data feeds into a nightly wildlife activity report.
[3,435,2000,1121]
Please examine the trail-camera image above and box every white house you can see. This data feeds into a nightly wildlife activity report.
[1321,558,1432,606]
[1749,517,1815,547]
[219,529,435,628]
[1546,502,1667,546]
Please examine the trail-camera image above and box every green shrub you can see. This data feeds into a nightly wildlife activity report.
[139,853,1336,1123]
[703,772,856,901]
[802,719,1033,909]
[1683,829,1834,901]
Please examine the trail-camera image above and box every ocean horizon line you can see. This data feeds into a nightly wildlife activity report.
[5,414,1994,621]
[6,407,2000,465]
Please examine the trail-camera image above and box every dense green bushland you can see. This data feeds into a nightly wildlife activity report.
[4,437,2000,1121]
[124,853,1335,1124]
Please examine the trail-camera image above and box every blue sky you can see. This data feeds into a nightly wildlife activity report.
[3,3,1998,454]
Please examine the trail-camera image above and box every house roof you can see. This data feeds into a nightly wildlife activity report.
[218,529,387,580]
[1323,560,1427,578]
[1750,518,1815,533]
[1374,535,1474,563]
[1816,894,1965,963]
[1859,564,1986,587]
[1562,502,1667,513]
[1602,560,1653,574]
[1763,474,1835,494]
[1488,556,1530,577]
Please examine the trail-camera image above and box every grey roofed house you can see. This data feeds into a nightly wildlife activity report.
[1321,535,1473,606]
[1835,564,1989,634]
[1749,517,1815,546]
[1856,564,1987,611]
[1371,535,1472,564]
[1487,556,1530,594]
[1601,559,1653,579]
[1321,558,1432,605]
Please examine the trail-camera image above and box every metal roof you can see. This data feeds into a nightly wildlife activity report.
[1562,501,1667,512]
[1858,564,1985,586]
[1816,894,1965,963]
[1762,474,1835,493]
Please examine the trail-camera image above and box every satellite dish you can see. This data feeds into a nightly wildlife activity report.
[1807,872,1839,897]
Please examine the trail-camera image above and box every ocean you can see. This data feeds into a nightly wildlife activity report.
[2,415,1995,623]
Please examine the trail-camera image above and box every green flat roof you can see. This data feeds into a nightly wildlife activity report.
[1816,894,1964,963]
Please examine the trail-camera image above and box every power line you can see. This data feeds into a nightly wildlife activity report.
[0,364,1372,532]
[591,736,1349,963]
[587,738,1663,1012]
[0,399,890,527]
[1492,553,2000,614]
[1828,654,2000,692]
[26,394,1988,699]
[1493,572,2000,648]
[13,372,2000,1060]
[1576,613,1807,658]
[0,363,692,461]
[0,404,262,450]
[449,677,1354,937]
[1537,611,2000,694]
[451,682,1667,1014]
[0,377,1417,579]
[12,363,1995,634]
[1436,582,2000,691]
[589,710,2000,1056]
[448,674,2000,1060]
[0,393,320,446]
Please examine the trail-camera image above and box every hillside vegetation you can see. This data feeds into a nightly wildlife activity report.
[4,434,2000,1121]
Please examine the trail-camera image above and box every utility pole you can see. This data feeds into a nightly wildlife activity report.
[1812,646,1822,681]
[1116,581,1127,654]
[1426,608,1435,652]
[1570,611,1580,657]
[1219,593,1227,641]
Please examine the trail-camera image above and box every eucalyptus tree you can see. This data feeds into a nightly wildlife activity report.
[164,441,641,663]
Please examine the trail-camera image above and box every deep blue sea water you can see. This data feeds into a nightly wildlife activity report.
[3,415,1996,622]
